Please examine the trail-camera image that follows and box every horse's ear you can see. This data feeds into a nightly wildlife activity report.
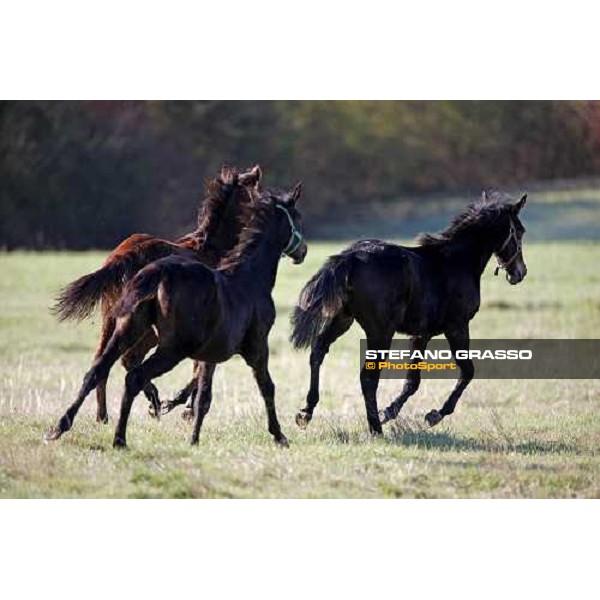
[288,182,303,206]
[514,194,527,213]
[239,164,262,188]
[220,164,238,186]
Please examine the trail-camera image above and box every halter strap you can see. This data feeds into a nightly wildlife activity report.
[494,219,521,276]
[275,204,304,256]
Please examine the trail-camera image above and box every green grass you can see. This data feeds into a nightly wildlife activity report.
[0,242,599,498]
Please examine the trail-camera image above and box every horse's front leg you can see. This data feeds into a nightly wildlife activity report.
[380,335,430,424]
[243,344,288,447]
[360,332,393,435]
[190,363,216,446]
[425,328,474,427]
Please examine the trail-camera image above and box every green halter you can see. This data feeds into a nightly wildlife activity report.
[275,204,304,257]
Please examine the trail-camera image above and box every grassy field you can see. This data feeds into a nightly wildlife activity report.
[0,241,599,498]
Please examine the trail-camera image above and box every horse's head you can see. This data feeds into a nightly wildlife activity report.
[493,194,527,285]
[268,182,307,265]
[219,164,262,209]
[192,164,263,264]
[237,164,262,192]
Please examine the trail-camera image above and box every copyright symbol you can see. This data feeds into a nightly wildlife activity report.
[366,362,376,370]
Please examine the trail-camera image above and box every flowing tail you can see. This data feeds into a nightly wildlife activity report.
[51,257,141,322]
[290,252,353,349]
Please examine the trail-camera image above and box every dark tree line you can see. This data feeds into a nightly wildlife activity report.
[1,100,599,249]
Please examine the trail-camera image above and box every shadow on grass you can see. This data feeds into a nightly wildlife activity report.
[53,342,95,353]
[485,300,563,311]
[386,427,578,455]
[320,418,578,455]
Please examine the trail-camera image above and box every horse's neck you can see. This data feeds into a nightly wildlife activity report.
[213,221,242,257]
[185,220,241,262]
[445,233,496,280]
[227,233,282,292]
[193,200,242,256]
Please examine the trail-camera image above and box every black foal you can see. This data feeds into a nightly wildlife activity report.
[291,192,527,434]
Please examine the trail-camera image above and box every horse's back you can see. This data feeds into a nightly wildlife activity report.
[106,233,197,266]
[346,240,443,335]
[153,256,215,292]
[106,233,157,261]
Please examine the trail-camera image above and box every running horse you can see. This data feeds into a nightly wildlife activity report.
[49,165,261,433]
[291,192,527,434]
[47,181,307,447]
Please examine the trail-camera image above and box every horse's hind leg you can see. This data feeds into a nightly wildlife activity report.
[45,319,133,441]
[190,362,216,445]
[44,344,122,441]
[425,328,474,427]
[380,335,430,424]
[296,312,353,429]
[113,347,184,448]
[94,312,116,424]
[45,311,151,442]
[120,329,161,419]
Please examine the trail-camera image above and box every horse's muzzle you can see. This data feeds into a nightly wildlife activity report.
[291,242,308,265]
[507,266,527,285]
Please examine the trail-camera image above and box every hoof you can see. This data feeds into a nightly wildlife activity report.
[425,410,444,427]
[113,437,127,449]
[295,410,312,429]
[148,404,160,421]
[43,426,63,442]
[160,401,175,416]
[96,415,109,425]
[181,407,194,422]
[275,435,290,448]
[379,409,391,425]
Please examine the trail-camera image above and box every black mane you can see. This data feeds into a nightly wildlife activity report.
[217,194,284,273]
[417,192,516,247]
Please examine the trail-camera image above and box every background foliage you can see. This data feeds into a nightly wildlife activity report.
[1,100,600,249]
